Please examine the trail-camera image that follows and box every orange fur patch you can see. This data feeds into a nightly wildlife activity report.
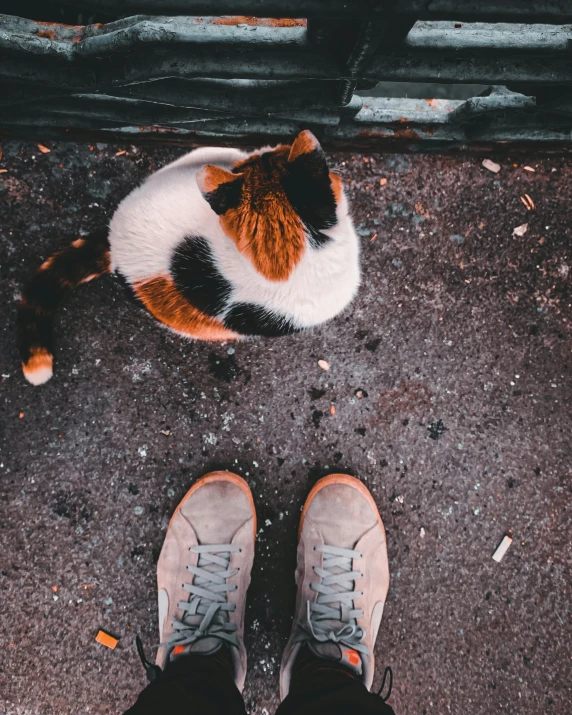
[288,130,320,162]
[39,257,54,271]
[80,273,99,284]
[23,347,53,370]
[72,238,85,247]
[198,165,239,194]
[329,172,343,203]
[223,147,305,282]
[134,276,238,341]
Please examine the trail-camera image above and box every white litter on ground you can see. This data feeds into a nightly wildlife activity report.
[513,223,528,237]
[493,535,513,562]
[482,159,501,173]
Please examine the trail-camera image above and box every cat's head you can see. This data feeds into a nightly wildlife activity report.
[197,131,343,281]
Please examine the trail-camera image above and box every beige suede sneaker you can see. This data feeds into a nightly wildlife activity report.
[156,471,256,692]
[280,474,390,699]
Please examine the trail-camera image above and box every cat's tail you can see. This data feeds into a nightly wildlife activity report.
[17,230,111,385]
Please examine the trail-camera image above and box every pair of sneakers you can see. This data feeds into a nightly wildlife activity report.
[154,471,390,698]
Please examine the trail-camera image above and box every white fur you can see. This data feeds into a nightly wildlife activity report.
[109,145,360,330]
[24,364,53,385]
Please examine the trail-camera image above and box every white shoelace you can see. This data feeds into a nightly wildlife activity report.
[160,544,241,651]
[295,544,369,655]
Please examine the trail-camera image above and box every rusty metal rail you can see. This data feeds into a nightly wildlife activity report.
[1,4,571,151]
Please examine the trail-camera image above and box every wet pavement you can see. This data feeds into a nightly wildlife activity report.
[0,140,570,715]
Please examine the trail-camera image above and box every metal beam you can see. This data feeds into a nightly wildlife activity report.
[1,10,571,149]
[1,92,571,151]
[1,16,571,88]
[45,1,572,22]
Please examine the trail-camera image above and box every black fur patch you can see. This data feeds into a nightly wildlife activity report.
[203,176,244,215]
[224,303,299,337]
[306,226,332,249]
[17,231,110,364]
[171,237,232,317]
[17,303,55,363]
[283,148,337,247]
[50,231,109,286]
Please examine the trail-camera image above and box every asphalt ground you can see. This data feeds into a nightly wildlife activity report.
[0,140,570,714]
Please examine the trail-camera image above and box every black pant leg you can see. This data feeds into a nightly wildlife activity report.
[276,653,395,715]
[123,653,247,715]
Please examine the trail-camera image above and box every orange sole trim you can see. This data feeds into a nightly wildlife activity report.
[168,471,257,538]
[299,473,385,539]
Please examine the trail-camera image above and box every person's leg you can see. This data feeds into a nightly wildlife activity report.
[124,648,247,715]
[279,474,395,715]
[122,472,256,715]
[276,647,394,715]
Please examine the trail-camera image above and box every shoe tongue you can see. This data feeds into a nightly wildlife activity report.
[170,637,222,661]
[308,641,363,676]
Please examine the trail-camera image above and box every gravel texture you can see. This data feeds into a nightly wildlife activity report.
[0,141,570,715]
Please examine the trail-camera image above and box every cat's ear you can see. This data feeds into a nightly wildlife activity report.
[287,130,329,180]
[288,130,322,162]
[197,165,244,215]
[284,130,339,231]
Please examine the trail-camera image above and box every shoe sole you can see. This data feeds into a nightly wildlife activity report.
[299,473,385,539]
[167,470,257,538]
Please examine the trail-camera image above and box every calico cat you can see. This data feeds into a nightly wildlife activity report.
[17,130,361,385]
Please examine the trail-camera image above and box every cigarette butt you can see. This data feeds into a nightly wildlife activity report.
[482,159,501,173]
[492,535,512,562]
[96,630,119,650]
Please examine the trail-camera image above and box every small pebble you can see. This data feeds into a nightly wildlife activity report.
[318,360,330,371]
[513,223,528,237]
[133,506,144,516]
